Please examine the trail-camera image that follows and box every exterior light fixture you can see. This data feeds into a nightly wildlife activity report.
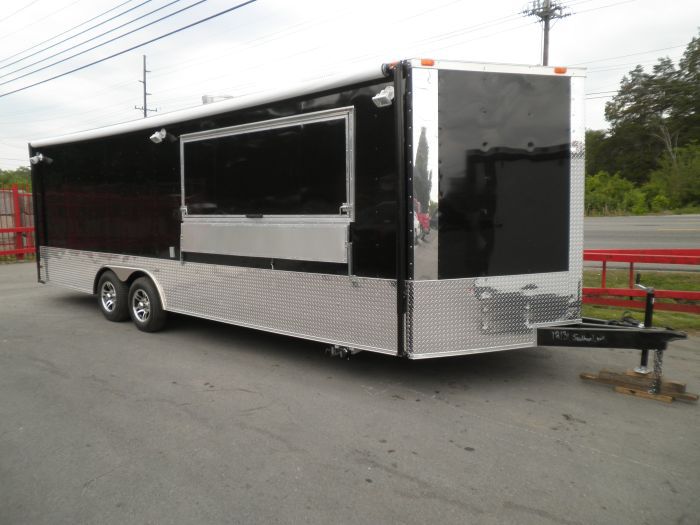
[149,128,168,144]
[372,86,395,108]
[29,153,53,165]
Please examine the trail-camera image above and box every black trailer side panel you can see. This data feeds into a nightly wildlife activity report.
[31,78,397,278]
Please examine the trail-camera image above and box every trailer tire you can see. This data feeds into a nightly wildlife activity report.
[97,271,130,322]
[128,277,167,332]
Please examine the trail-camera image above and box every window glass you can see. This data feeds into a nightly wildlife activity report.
[184,118,347,215]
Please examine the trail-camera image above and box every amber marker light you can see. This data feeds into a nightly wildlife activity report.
[553,66,568,74]
[420,58,435,66]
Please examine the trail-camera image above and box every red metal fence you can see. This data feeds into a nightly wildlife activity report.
[583,249,700,314]
[0,183,35,260]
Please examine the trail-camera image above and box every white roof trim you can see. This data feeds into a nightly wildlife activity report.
[30,63,386,147]
[29,59,585,148]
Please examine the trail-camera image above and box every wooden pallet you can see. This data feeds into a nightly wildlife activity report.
[580,369,699,403]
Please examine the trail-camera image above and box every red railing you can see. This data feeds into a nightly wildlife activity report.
[583,249,700,314]
[0,183,35,260]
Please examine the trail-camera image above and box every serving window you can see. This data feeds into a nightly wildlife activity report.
[179,107,355,264]
[181,107,354,219]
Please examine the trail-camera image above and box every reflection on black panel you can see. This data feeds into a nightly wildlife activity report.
[438,70,570,278]
[184,119,346,215]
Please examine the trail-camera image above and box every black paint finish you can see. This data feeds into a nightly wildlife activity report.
[437,70,571,278]
[31,78,398,278]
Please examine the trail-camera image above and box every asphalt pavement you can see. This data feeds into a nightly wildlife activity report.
[1,262,699,525]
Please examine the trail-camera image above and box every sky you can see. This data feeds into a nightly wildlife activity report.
[0,0,698,170]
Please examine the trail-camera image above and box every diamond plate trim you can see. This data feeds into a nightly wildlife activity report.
[40,246,398,355]
[406,75,584,358]
[406,272,581,357]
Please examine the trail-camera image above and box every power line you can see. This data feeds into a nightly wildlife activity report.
[572,0,637,15]
[588,57,683,72]
[0,0,198,87]
[0,0,135,65]
[0,0,43,25]
[523,0,570,66]
[0,0,183,81]
[570,44,685,66]
[0,0,258,98]
[0,0,560,129]
[0,0,486,104]
[0,0,154,71]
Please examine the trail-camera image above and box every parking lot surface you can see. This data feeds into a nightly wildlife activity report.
[1,262,699,525]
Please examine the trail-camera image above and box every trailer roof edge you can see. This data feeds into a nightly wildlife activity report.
[29,63,387,148]
[29,59,586,148]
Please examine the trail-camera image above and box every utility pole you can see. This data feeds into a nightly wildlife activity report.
[523,0,570,66]
[134,55,157,118]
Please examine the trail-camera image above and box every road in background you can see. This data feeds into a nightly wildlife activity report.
[1,262,699,525]
[584,214,700,272]
[585,214,700,249]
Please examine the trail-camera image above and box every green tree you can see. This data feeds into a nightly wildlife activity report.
[673,34,700,145]
[599,31,699,184]
[583,31,699,215]
[0,166,31,187]
[585,129,609,175]
[603,60,679,183]
[585,171,643,214]
[647,143,700,208]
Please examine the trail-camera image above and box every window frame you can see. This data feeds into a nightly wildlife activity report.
[179,106,355,222]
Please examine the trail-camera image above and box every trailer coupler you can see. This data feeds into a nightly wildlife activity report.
[537,319,696,403]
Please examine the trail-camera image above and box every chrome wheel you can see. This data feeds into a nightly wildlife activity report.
[131,288,151,322]
[101,281,117,312]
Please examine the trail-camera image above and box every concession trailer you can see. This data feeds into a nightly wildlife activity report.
[29,58,588,359]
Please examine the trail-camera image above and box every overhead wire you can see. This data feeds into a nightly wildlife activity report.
[571,45,686,66]
[0,0,155,71]
[2,0,485,114]
[0,0,184,80]
[0,0,669,135]
[0,0,203,87]
[0,0,258,98]
[0,0,135,65]
[572,0,638,14]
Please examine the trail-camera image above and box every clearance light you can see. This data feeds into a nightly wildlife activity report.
[553,66,568,74]
[420,58,435,66]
